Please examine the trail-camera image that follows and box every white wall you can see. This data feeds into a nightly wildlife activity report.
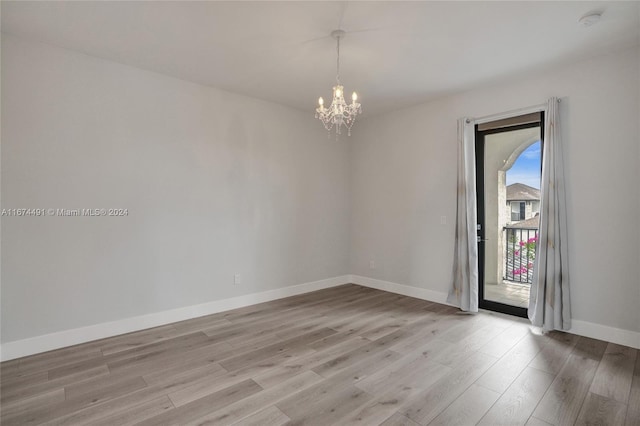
[1,35,350,344]
[350,46,640,336]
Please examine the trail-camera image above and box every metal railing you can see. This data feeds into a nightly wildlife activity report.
[504,227,538,284]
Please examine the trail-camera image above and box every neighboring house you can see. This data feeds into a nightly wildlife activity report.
[506,183,540,222]
[505,215,539,230]
[501,184,540,284]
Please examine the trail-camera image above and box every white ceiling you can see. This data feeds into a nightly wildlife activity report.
[2,1,639,117]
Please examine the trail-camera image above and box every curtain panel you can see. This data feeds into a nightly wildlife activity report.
[528,97,571,330]
[448,118,479,312]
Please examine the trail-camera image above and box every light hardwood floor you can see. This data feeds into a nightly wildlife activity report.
[1,284,638,425]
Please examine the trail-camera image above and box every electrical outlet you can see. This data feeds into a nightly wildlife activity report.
[369,260,376,269]
[234,273,241,285]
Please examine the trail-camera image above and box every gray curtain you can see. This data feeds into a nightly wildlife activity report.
[448,118,479,312]
[528,97,571,330]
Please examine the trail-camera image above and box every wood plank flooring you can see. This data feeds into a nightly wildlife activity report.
[1,284,638,425]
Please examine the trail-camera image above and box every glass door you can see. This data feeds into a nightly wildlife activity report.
[476,115,543,317]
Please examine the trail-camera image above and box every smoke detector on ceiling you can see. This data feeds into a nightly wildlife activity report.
[578,11,603,27]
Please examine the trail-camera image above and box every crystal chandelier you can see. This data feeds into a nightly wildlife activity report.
[315,30,362,137]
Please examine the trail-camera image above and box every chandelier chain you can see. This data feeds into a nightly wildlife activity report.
[336,35,341,84]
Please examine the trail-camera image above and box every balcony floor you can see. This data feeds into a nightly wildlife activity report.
[484,281,530,308]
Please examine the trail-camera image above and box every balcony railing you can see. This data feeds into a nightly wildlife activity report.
[504,227,538,284]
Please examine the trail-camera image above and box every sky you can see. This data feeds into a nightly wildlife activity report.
[506,141,541,189]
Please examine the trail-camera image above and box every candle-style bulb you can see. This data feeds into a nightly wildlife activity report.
[318,97,324,106]
[352,92,358,102]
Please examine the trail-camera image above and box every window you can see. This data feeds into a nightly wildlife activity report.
[511,201,525,221]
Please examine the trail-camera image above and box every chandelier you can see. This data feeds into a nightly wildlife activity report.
[315,30,362,137]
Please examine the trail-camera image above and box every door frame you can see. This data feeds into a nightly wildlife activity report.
[475,118,544,318]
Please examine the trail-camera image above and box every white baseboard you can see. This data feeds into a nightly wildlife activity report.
[570,320,640,350]
[349,275,451,306]
[0,275,351,361]
[3,274,638,361]
[351,274,640,350]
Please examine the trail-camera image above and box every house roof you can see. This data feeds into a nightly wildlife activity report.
[507,183,540,201]
[506,216,540,229]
